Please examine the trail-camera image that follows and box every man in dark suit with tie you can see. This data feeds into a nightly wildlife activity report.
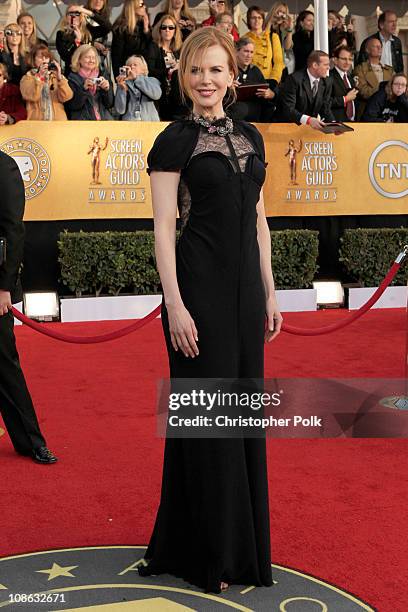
[0,151,57,464]
[330,45,359,122]
[275,50,335,131]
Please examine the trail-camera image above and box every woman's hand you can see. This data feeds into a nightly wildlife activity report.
[94,41,108,56]
[142,12,150,33]
[264,297,283,342]
[116,74,128,90]
[0,290,11,316]
[84,78,95,90]
[72,26,82,40]
[98,76,110,91]
[167,302,199,357]
[0,111,8,125]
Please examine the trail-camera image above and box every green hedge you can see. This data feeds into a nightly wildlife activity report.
[58,231,160,297]
[270,229,319,289]
[339,228,408,286]
[58,229,319,296]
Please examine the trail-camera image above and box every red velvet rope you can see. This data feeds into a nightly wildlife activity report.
[282,262,401,336]
[11,260,404,344]
[12,303,162,344]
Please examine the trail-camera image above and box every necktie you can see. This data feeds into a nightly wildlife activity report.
[312,79,318,98]
[343,73,354,120]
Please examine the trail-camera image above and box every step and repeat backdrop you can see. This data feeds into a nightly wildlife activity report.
[0,121,407,220]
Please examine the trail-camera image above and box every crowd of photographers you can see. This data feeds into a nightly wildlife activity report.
[0,1,407,125]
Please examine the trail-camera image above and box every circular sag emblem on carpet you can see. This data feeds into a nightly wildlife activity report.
[0,547,374,611]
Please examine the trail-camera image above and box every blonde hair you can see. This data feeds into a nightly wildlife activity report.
[162,0,195,25]
[17,12,39,51]
[70,43,100,72]
[59,5,92,43]
[126,54,149,75]
[265,2,289,32]
[152,14,182,52]
[113,0,149,34]
[4,23,27,56]
[178,26,237,105]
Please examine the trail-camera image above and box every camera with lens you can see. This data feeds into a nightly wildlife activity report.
[48,62,57,71]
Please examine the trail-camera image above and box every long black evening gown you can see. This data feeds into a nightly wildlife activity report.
[139,118,273,594]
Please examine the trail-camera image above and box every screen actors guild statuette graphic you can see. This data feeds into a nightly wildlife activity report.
[88,137,109,185]
[0,137,51,200]
[285,139,302,185]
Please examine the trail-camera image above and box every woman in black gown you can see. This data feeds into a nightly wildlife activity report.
[139,26,282,594]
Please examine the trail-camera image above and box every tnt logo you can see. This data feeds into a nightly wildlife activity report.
[369,140,408,199]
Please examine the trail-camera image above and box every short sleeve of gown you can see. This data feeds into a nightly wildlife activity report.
[147,120,198,175]
[237,121,267,166]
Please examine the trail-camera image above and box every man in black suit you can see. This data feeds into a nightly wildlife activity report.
[275,50,335,130]
[0,151,57,464]
[330,45,358,122]
[357,11,403,74]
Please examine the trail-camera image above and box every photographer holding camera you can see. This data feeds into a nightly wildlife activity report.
[115,55,161,121]
[20,43,73,120]
[0,151,57,464]
[57,4,111,76]
[66,44,113,120]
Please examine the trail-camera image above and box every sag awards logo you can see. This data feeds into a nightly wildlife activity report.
[0,137,50,200]
[368,140,408,199]
[87,136,146,204]
[285,140,338,203]
[0,546,375,611]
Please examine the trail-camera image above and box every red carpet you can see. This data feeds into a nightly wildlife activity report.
[0,308,407,611]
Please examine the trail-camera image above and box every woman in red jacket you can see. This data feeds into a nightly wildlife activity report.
[0,62,26,124]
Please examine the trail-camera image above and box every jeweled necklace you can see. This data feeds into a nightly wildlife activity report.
[192,113,233,136]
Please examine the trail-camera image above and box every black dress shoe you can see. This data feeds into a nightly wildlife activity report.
[32,447,58,464]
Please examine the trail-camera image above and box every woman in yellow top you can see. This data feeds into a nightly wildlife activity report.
[245,4,284,87]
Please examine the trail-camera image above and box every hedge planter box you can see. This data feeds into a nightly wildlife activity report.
[349,286,407,310]
[60,295,162,323]
[276,289,317,312]
[60,291,317,323]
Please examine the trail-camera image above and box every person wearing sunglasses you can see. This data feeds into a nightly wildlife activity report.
[153,0,196,42]
[0,23,28,85]
[111,0,151,78]
[202,0,239,41]
[56,4,111,76]
[147,14,181,119]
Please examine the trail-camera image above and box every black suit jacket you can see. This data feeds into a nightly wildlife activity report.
[276,68,334,123]
[357,32,403,73]
[330,68,355,121]
[0,152,25,303]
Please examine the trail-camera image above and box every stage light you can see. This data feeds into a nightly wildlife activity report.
[23,292,60,321]
[312,281,344,308]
